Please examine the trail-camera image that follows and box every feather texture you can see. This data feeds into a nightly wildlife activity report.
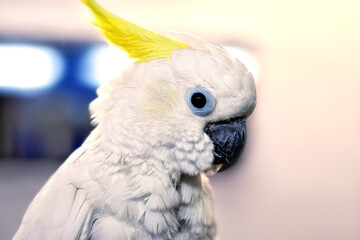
[13,0,257,238]
[82,0,188,62]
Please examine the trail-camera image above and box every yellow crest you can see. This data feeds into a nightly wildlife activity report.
[82,0,188,63]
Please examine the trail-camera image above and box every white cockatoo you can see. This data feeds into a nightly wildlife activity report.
[13,0,256,239]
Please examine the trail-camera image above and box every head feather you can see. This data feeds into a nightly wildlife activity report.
[82,0,188,62]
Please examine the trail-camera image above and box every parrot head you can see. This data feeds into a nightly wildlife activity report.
[83,0,256,175]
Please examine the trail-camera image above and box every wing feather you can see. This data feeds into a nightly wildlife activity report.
[13,147,94,240]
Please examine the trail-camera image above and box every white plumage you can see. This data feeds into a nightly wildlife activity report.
[13,1,256,239]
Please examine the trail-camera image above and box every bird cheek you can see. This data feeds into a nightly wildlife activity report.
[173,134,215,175]
[178,161,199,176]
[196,150,214,171]
[174,148,186,160]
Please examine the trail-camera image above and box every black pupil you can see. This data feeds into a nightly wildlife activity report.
[191,92,207,109]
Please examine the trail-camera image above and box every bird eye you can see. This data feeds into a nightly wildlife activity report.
[191,92,207,108]
[185,86,216,116]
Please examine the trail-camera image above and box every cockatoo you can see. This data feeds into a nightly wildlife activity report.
[14,0,256,239]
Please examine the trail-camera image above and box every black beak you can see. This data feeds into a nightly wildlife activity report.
[204,117,247,172]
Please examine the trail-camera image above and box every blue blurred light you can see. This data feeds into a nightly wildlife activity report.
[0,44,64,93]
[80,45,134,87]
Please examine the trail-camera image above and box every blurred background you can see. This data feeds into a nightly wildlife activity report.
[0,0,360,239]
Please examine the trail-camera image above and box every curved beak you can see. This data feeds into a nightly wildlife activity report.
[204,117,247,172]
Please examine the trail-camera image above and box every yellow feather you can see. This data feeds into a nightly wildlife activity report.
[82,0,188,63]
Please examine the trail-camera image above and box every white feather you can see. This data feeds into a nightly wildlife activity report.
[14,30,256,240]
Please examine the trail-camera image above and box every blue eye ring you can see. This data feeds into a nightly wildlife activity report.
[185,86,216,116]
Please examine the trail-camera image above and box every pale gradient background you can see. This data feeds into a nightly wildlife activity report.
[0,0,360,239]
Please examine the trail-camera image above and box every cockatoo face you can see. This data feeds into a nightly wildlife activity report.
[83,0,256,176]
[92,34,256,176]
